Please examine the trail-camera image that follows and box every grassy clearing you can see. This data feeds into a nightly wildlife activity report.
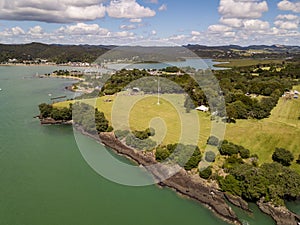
[214,59,284,68]
[225,85,300,172]
[54,87,300,172]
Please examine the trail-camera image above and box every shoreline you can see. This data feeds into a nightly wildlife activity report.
[38,118,300,225]
[71,124,243,225]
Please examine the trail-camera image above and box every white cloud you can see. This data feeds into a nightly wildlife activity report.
[28,26,43,37]
[220,17,243,28]
[274,20,298,30]
[278,0,300,13]
[191,31,201,36]
[12,27,25,35]
[120,24,136,30]
[158,4,167,11]
[151,30,157,35]
[208,24,232,32]
[58,23,109,35]
[276,14,299,20]
[243,19,270,30]
[130,18,142,23]
[0,0,106,23]
[219,0,268,19]
[106,0,156,19]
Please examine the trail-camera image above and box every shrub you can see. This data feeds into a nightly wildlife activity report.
[207,136,219,146]
[272,148,294,166]
[205,151,216,162]
[199,166,212,179]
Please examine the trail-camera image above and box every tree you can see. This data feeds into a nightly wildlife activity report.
[184,96,195,113]
[205,151,216,162]
[207,136,219,146]
[272,148,294,166]
[155,147,170,162]
[199,166,212,179]
[39,103,53,118]
[297,155,300,164]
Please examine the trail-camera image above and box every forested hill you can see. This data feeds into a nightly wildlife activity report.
[1,42,300,64]
[185,44,300,59]
[0,42,112,64]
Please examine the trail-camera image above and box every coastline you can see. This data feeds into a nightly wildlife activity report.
[38,118,300,225]
[71,124,243,225]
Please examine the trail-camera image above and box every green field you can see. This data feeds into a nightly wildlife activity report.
[214,59,284,68]
[54,86,300,171]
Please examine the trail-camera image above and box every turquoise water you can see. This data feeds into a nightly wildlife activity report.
[0,65,297,225]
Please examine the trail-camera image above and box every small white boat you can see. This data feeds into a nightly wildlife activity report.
[0,88,2,91]
[48,93,52,97]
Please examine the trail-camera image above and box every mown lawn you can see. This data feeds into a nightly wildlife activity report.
[225,85,300,172]
[214,59,284,68]
[54,86,300,172]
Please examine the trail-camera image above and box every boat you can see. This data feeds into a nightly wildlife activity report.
[0,88,2,91]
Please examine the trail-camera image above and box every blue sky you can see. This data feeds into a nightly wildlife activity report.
[0,0,299,46]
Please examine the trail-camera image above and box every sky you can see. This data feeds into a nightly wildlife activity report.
[0,0,299,46]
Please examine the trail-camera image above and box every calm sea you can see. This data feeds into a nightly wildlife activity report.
[0,64,297,225]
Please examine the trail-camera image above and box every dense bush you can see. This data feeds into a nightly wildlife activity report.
[125,134,157,151]
[155,144,202,170]
[219,162,300,205]
[199,166,212,179]
[272,148,294,166]
[219,140,250,159]
[207,136,219,146]
[72,102,111,134]
[205,151,216,162]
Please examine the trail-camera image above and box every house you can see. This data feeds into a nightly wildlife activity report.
[196,105,209,112]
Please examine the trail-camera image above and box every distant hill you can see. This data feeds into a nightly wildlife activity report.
[184,44,300,59]
[0,42,299,64]
[0,42,111,64]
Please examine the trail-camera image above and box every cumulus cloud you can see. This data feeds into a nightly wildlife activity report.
[0,0,106,23]
[218,0,268,19]
[278,0,300,13]
[130,18,142,23]
[0,0,157,23]
[158,4,167,11]
[220,17,243,28]
[276,14,299,20]
[208,24,232,32]
[106,0,156,19]
[274,20,298,30]
[243,19,270,30]
[120,24,136,30]
[57,23,109,35]
[191,31,201,36]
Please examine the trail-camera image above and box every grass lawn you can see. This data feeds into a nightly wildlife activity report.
[225,85,300,172]
[214,59,284,68]
[54,86,300,172]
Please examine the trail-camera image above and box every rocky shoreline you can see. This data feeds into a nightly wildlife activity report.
[38,118,300,225]
[98,132,242,225]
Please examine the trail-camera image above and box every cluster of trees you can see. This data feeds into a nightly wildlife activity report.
[215,146,299,206]
[114,129,156,151]
[272,148,294,166]
[101,69,150,95]
[155,144,202,170]
[71,102,112,134]
[39,103,72,121]
[218,162,300,206]
[219,140,250,159]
